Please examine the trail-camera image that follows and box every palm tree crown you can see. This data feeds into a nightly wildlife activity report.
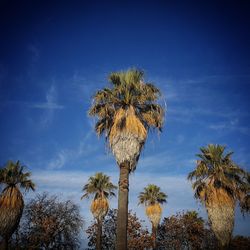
[0,160,35,193]
[188,144,249,247]
[81,172,117,250]
[89,69,164,170]
[138,184,167,206]
[81,172,117,200]
[187,144,249,204]
[81,172,117,220]
[138,184,167,249]
[0,160,35,246]
[138,184,167,228]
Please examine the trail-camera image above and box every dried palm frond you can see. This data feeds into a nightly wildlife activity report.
[187,145,250,247]
[0,187,24,238]
[109,107,147,141]
[81,172,117,200]
[109,106,147,171]
[82,172,116,222]
[89,69,164,170]
[197,183,235,247]
[205,187,235,247]
[138,184,167,206]
[0,187,24,209]
[146,203,162,228]
[91,197,109,221]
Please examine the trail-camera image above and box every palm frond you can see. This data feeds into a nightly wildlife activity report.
[81,172,117,200]
[89,68,164,139]
[0,160,35,192]
[138,184,167,206]
[188,144,249,207]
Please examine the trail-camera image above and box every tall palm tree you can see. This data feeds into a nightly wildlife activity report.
[188,144,250,249]
[0,160,35,249]
[239,172,250,214]
[138,184,167,249]
[89,69,164,250]
[81,172,117,250]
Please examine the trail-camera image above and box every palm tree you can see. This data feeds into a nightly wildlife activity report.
[0,160,35,249]
[81,172,117,250]
[89,69,164,250]
[188,144,250,249]
[239,173,250,214]
[138,184,167,249]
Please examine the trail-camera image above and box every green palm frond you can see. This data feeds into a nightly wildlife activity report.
[81,172,117,200]
[89,68,164,138]
[138,184,167,206]
[187,144,250,205]
[0,160,35,192]
[238,172,250,213]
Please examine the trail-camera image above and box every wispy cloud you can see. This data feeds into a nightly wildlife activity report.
[137,150,195,174]
[168,106,249,122]
[47,131,99,170]
[3,85,64,111]
[31,169,197,228]
[166,106,250,137]
[31,103,64,110]
[59,71,105,105]
[208,119,250,135]
[37,84,64,127]
[30,169,250,236]
[47,150,68,169]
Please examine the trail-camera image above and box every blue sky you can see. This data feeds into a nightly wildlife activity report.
[0,0,250,242]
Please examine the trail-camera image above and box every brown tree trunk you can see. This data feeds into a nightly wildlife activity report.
[152,224,157,250]
[116,162,130,250]
[96,218,102,250]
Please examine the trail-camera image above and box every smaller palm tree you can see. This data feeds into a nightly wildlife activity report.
[188,144,250,248]
[0,160,35,249]
[138,184,167,249]
[81,172,117,250]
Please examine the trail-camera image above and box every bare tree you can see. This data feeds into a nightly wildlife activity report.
[14,193,84,249]
[86,209,153,250]
[157,210,218,250]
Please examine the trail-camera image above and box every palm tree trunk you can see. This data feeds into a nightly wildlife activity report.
[152,224,157,250]
[96,218,102,250]
[116,162,130,250]
[206,203,234,248]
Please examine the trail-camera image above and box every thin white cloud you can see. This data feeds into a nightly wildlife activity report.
[30,102,64,109]
[47,150,68,169]
[168,107,249,121]
[47,131,99,170]
[30,169,250,236]
[138,150,194,173]
[60,71,105,104]
[38,84,64,127]
[31,170,196,227]
[208,122,250,135]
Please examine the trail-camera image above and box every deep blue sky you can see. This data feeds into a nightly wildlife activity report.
[0,0,250,239]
